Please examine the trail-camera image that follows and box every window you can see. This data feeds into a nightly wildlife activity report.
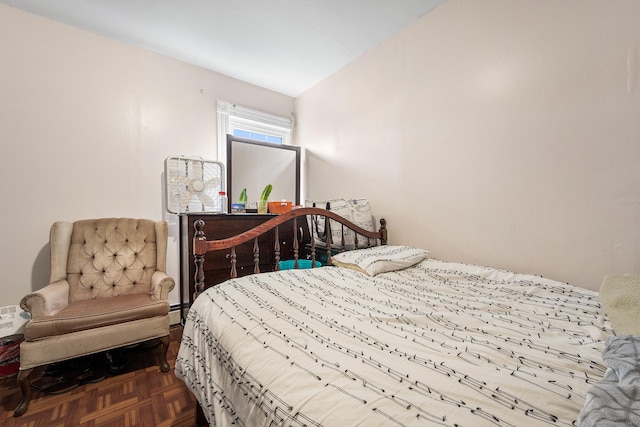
[217,100,293,162]
[232,129,283,144]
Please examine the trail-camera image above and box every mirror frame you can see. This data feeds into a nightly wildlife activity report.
[226,134,301,210]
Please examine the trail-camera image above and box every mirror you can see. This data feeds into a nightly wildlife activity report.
[226,135,301,210]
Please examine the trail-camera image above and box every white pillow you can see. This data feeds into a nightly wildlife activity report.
[305,198,376,249]
[331,245,429,276]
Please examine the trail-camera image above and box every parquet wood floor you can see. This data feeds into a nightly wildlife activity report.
[0,325,198,427]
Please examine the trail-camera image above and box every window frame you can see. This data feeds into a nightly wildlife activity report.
[217,100,293,165]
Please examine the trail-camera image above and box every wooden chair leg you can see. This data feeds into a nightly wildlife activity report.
[158,335,170,372]
[13,367,35,417]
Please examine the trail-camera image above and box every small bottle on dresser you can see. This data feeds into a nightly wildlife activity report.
[218,191,228,213]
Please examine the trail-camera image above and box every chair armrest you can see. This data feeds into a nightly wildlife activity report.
[20,280,70,319]
[151,271,175,301]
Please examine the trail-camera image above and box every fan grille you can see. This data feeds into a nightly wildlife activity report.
[164,156,225,214]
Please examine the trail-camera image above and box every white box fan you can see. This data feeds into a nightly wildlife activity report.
[164,156,225,214]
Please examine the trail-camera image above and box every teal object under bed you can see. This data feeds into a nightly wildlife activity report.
[279,259,322,270]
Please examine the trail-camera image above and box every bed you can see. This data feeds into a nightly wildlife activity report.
[175,207,617,426]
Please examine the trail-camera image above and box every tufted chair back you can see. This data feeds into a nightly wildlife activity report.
[58,218,164,303]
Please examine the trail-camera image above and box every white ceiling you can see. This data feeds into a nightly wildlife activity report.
[1,0,445,96]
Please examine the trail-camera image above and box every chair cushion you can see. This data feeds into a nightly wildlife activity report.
[24,293,169,341]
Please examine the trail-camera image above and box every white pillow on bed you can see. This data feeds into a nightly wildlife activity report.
[331,245,429,276]
[305,198,377,249]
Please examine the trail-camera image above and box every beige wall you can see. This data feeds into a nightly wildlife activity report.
[295,0,640,291]
[0,5,294,307]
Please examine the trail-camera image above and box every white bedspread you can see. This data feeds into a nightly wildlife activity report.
[175,259,613,426]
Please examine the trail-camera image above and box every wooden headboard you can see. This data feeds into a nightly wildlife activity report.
[192,207,387,299]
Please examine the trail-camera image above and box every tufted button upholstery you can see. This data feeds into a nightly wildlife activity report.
[67,218,157,302]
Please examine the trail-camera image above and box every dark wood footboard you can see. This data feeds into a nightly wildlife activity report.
[192,207,387,301]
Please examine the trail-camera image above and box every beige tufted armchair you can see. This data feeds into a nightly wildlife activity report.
[14,218,175,417]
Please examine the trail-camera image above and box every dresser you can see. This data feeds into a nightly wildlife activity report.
[178,213,310,322]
